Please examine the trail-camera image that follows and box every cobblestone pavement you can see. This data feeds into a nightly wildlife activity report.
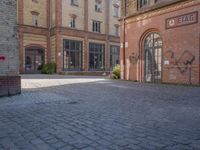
[0,75,200,150]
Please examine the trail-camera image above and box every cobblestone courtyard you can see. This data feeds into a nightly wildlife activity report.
[0,75,200,150]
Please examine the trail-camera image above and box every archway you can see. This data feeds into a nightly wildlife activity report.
[25,47,45,74]
[143,32,163,83]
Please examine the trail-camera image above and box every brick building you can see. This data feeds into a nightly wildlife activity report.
[120,0,200,85]
[0,0,21,96]
[17,0,121,74]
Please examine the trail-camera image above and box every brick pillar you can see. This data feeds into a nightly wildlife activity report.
[0,0,21,96]
[18,0,24,73]
[84,36,89,71]
[84,0,89,71]
[55,0,62,73]
[19,32,24,73]
[47,0,51,63]
[18,0,23,25]
[105,0,110,71]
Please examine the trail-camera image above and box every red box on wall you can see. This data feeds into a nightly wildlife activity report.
[0,55,5,61]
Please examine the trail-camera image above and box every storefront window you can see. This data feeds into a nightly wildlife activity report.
[110,46,120,69]
[63,39,82,71]
[89,43,105,70]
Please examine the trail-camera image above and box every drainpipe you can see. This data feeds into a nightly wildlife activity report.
[199,33,200,85]
[122,0,127,80]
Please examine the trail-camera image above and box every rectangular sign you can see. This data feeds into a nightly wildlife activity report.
[166,11,198,29]
[164,60,169,65]
[120,43,123,48]
[120,42,128,48]
[125,42,128,48]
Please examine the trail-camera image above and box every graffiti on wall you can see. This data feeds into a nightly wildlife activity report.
[129,52,139,65]
[165,50,195,74]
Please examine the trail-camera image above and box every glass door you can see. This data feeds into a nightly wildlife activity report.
[144,33,163,83]
[25,48,44,73]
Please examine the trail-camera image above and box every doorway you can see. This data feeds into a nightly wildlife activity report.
[25,48,44,74]
[144,33,163,83]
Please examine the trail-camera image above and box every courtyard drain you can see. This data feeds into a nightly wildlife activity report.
[68,101,78,105]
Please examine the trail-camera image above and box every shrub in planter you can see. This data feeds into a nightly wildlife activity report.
[41,62,56,74]
[112,65,120,79]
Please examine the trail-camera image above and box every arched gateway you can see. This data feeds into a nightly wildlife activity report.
[25,47,45,74]
[144,32,163,83]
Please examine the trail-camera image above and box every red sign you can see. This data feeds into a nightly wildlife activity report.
[0,55,5,61]
[166,11,198,29]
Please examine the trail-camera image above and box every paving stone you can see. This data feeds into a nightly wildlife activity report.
[58,145,74,150]
[30,139,45,145]
[82,146,95,150]
[51,141,66,149]
[0,75,199,149]
[34,143,53,150]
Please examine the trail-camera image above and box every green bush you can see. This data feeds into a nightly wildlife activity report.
[41,62,56,74]
[112,65,120,79]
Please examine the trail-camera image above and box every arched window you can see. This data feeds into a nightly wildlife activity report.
[144,32,163,83]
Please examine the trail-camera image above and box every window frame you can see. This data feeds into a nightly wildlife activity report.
[71,0,79,6]
[95,0,102,12]
[113,4,119,17]
[63,39,83,71]
[92,20,101,33]
[114,24,119,36]
[32,15,38,26]
[89,43,105,71]
[69,17,76,28]
[138,0,157,9]
[110,45,120,69]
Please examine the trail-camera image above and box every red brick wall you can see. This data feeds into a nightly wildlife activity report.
[0,76,21,97]
[120,1,200,85]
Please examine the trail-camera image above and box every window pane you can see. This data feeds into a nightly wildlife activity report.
[64,40,69,50]
[89,43,105,70]
[63,39,82,70]
[110,46,120,68]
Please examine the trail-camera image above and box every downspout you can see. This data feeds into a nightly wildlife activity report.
[199,33,200,85]
[123,0,127,80]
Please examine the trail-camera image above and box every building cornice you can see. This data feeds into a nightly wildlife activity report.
[18,25,120,43]
[18,24,49,35]
[49,26,120,42]
[119,0,198,23]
